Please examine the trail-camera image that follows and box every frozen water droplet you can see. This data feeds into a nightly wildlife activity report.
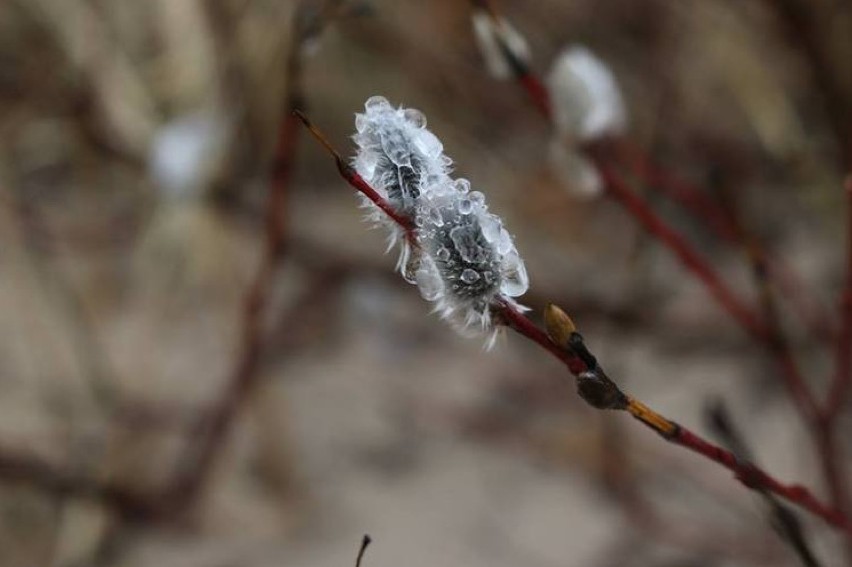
[483,271,494,284]
[480,214,502,243]
[416,255,443,300]
[355,113,368,133]
[497,228,513,255]
[454,178,471,194]
[436,246,451,261]
[365,96,390,111]
[470,191,485,206]
[450,225,486,263]
[404,108,427,128]
[355,151,379,179]
[461,268,481,284]
[458,199,473,215]
[413,130,443,157]
[429,207,444,227]
[500,251,528,297]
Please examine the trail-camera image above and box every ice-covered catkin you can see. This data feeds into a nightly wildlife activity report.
[414,179,529,347]
[352,96,452,270]
[350,96,529,347]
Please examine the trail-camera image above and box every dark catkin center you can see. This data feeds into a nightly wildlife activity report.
[431,212,500,300]
[378,153,423,213]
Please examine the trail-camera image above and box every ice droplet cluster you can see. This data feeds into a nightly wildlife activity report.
[351,97,529,345]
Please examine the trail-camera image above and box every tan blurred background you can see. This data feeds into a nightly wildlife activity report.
[0,0,851,565]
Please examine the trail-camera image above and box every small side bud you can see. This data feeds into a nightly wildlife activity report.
[544,303,576,348]
[577,370,628,410]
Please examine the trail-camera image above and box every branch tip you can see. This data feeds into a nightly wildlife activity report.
[293,108,343,161]
[356,534,372,567]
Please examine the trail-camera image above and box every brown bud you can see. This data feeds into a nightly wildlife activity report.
[544,303,576,348]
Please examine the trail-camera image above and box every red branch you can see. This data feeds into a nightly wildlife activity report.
[298,112,848,531]
[470,2,850,541]
[613,138,835,343]
[518,73,552,118]
[495,301,585,374]
[502,299,849,531]
[340,162,417,235]
[585,143,820,421]
[587,146,765,336]
[671,427,848,530]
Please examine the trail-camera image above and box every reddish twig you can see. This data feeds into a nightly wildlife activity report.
[494,301,586,375]
[292,109,417,236]
[613,137,835,343]
[585,142,821,422]
[470,0,552,118]
[471,1,823,421]
[297,111,848,532]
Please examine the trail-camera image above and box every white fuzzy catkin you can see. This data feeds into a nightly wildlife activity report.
[351,97,529,345]
[547,45,627,143]
[352,96,452,271]
[470,9,532,80]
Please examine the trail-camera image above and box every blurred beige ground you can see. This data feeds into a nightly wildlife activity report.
[0,0,850,566]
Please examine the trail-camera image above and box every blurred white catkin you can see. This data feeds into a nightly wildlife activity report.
[546,45,627,199]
